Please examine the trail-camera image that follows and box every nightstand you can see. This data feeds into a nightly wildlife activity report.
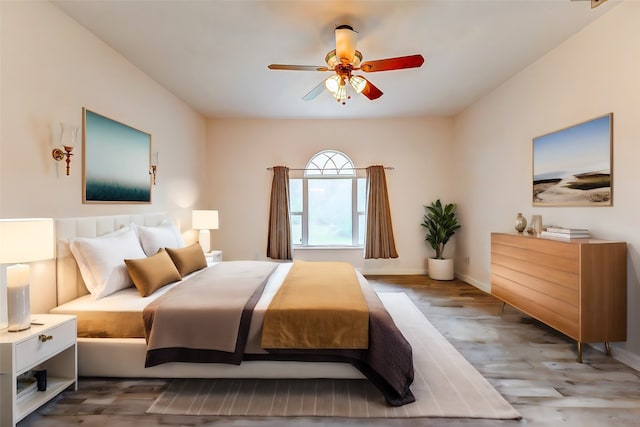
[205,250,222,266]
[0,314,77,426]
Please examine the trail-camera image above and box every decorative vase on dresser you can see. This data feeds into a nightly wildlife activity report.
[514,213,527,233]
[490,232,626,362]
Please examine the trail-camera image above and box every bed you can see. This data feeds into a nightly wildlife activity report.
[50,213,414,406]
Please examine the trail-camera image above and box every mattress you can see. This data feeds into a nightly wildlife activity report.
[51,261,293,352]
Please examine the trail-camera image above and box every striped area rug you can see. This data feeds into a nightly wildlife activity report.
[147,292,521,419]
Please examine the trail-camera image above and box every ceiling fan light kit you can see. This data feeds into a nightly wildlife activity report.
[334,24,358,64]
[268,24,424,105]
[349,75,367,94]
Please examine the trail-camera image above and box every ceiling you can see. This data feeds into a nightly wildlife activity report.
[52,0,616,119]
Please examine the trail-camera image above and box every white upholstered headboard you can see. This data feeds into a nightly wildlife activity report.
[55,213,172,305]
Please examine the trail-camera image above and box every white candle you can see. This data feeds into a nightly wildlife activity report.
[6,264,31,331]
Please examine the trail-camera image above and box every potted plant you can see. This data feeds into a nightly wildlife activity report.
[421,199,461,280]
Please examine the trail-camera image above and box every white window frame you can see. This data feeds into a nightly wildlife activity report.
[290,150,365,248]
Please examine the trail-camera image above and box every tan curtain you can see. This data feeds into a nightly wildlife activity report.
[267,166,292,260]
[365,165,399,259]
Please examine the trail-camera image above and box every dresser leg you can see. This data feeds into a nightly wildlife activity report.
[498,302,506,316]
[605,341,612,356]
[577,342,583,363]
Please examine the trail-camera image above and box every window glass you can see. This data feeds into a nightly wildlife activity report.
[308,178,352,245]
[357,178,366,212]
[290,213,302,245]
[289,179,303,212]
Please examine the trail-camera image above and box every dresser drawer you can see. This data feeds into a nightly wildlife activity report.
[15,319,76,373]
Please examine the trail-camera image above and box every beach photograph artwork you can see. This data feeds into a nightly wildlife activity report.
[533,114,612,206]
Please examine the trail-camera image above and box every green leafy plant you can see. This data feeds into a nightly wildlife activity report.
[421,199,461,259]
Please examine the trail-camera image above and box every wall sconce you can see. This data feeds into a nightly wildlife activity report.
[52,146,74,176]
[51,123,78,176]
[149,152,158,185]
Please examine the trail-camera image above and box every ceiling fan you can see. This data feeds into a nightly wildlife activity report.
[268,25,424,105]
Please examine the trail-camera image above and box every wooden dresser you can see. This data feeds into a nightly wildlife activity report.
[490,232,626,362]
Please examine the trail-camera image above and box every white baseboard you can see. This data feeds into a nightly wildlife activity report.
[455,272,490,293]
[360,268,425,275]
[599,344,640,372]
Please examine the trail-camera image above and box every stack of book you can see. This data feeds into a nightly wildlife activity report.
[540,227,590,240]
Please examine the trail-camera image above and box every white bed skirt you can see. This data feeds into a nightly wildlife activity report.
[78,338,365,379]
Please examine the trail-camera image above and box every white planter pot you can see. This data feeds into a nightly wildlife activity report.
[428,258,454,281]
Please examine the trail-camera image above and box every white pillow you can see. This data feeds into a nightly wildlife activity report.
[132,221,185,256]
[70,225,147,300]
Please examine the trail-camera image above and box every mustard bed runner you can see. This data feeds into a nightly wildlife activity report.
[262,261,369,349]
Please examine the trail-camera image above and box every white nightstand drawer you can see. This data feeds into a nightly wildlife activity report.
[15,320,76,373]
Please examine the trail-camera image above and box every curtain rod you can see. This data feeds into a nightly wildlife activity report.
[266,166,394,171]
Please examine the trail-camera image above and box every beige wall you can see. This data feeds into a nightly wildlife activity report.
[206,117,454,274]
[0,1,207,221]
[0,1,207,316]
[452,2,640,365]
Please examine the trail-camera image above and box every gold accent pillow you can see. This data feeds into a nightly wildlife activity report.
[125,248,182,297]
[165,243,207,277]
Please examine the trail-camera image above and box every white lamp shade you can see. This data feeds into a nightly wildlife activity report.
[192,210,219,230]
[0,218,55,264]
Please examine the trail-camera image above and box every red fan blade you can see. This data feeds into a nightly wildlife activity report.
[268,64,330,72]
[361,78,383,100]
[303,80,327,101]
[359,54,424,72]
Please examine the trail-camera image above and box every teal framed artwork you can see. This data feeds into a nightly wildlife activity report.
[532,113,612,207]
[82,108,152,203]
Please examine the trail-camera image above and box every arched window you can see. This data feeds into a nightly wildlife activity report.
[290,150,366,247]
[304,150,355,176]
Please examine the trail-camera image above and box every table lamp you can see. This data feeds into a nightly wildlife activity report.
[192,210,219,253]
[0,218,55,331]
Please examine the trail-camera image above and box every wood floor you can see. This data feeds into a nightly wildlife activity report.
[20,276,640,426]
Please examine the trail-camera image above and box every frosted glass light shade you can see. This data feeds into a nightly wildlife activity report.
[350,75,367,94]
[333,84,347,102]
[325,50,339,69]
[335,25,358,64]
[325,75,340,93]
